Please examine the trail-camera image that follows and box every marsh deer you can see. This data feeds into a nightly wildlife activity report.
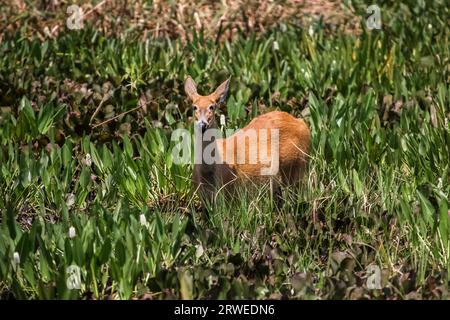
[184,76,310,206]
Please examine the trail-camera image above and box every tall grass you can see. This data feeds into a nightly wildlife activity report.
[0,1,449,299]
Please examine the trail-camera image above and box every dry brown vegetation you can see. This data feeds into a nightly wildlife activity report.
[2,0,361,41]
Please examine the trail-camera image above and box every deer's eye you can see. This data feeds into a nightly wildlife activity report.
[193,105,198,111]
[208,105,214,111]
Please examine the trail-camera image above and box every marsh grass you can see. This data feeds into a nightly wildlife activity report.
[0,0,449,299]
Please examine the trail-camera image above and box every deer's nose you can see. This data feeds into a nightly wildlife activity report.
[199,121,208,132]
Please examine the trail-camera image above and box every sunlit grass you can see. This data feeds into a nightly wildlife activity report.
[0,1,449,299]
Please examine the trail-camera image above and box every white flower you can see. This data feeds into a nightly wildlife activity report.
[272,40,279,51]
[13,252,20,265]
[69,226,76,239]
[139,214,148,227]
[83,153,92,167]
[428,24,432,30]
[220,114,226,126]
[308,25,314,37]
[332,60,337,65]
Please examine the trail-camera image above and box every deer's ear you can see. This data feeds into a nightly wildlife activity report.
[184,76,199,100]
[212,77,230,105]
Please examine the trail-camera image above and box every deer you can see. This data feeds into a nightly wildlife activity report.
[184,76,310,207]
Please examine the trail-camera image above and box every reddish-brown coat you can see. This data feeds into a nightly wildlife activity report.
[185,76,310,202]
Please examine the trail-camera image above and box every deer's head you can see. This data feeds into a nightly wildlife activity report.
[184,76,230,132]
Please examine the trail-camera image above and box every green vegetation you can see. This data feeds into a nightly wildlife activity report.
[0,1,449,299]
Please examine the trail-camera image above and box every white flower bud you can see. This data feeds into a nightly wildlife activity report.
[139,214,148,227]
[13,252,20,265]
[220,114,226,126]
[84,153,92,167]
[272,40,279,51]
[69,226,76,239]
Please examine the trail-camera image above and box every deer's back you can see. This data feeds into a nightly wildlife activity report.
[218,111,310,182]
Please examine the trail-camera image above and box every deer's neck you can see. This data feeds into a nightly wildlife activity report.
[194,128,219,189]
[194,127,220,170]
[193,127,238,197]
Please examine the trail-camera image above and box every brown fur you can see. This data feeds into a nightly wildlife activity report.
[185,76,310,204]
